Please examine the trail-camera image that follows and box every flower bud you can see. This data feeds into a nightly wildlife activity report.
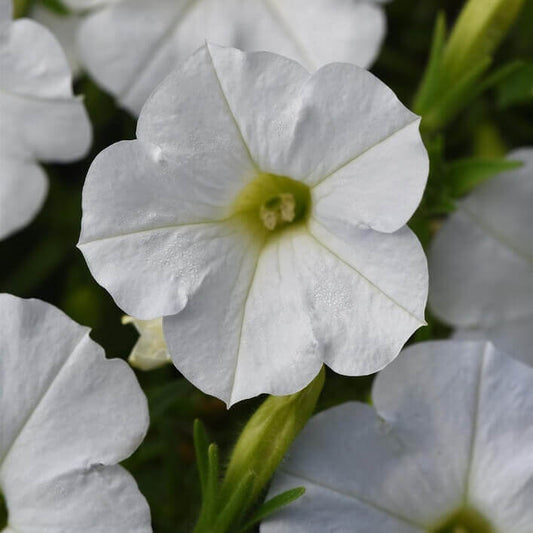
[220,367,325,505]
[122,316,172,371]
[442,0,525,82]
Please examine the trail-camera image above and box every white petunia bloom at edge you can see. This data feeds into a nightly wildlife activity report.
[74,0,389,115]
[262,340,533,533]
[429,147,533,366]
[122,315,172,371]
[0,0,91,240]
[30,3,83,77]
[78,44,429,406]
[0,294,152,533]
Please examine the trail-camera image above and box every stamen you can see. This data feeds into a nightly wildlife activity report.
[259,193,296,231]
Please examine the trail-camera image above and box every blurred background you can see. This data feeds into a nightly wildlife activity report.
[2,1,532,531]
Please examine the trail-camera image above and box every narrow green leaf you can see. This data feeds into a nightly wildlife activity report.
[446,157,523,196]
[193,419,210,497]
[239,487,306,532]
[421,56,491,134]
[413,12,447,114]
[212,472,256,533]
[203,443,220,522]
[497,61,533,108]
[476,60,524,96]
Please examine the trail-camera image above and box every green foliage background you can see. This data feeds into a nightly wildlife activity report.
[2,1,532,531]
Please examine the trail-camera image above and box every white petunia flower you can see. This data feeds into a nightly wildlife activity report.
[123,315,172,371]
[30,4,83,77]
[429,148,533,366]
[263,340,533,533]
[78,44,429,406]
[74,0,389,115]
[0,0,91,240]
[0,293,152,533]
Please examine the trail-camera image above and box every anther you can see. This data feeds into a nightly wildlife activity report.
[259,193,296,231]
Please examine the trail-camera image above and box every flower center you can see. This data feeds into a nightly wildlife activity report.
[233,173,311,235]
[259,192,296,231]
[0,490,7,529]
[431,508,495,533]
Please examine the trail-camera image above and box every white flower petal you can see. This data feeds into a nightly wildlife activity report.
[80,219,252,321]
[6,465,150,533]
[306,219,427,374]
[429,148,533,360]
[30,5,83,77]
[140,44,427,234]
[262,0,386,68]
[465,347,533,532]
[79,139,240,237]
[0,294,151,533]
[460,148,533,258]
[0,159,47,240]
[0,17,72,98]
[80,45,428,403]
[198,46,427,231]
[1,90,91,162]
[78,138,258,319]
[136,45,304,180]
[311,117,427,233]
[454,317,533,366]
[0,0,11,23]
[166,221,426,405]
[163,226,323,406]
[283,64,422,186]
[264,341,533,533]
[264,405,426,533]
[430,207,533,327]
[77,0,386,115]
[0,11,91,238]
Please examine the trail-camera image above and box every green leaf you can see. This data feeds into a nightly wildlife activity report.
[211,471,256,533]
[193,419,210,498]
[239,487,306,532]
[39,0,70,15]
[497,61,533,108]
[446,157,523,197]
[421,55,491,134]
[442,0,525,82]
[413,12,447,115]
[203,444,220,522]
[475,60,524,96]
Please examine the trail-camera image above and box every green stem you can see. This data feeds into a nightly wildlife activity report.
[193,368,325,533]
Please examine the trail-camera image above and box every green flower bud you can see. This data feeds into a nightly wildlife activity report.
[220,367,325,506]
[442,0,525,83]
